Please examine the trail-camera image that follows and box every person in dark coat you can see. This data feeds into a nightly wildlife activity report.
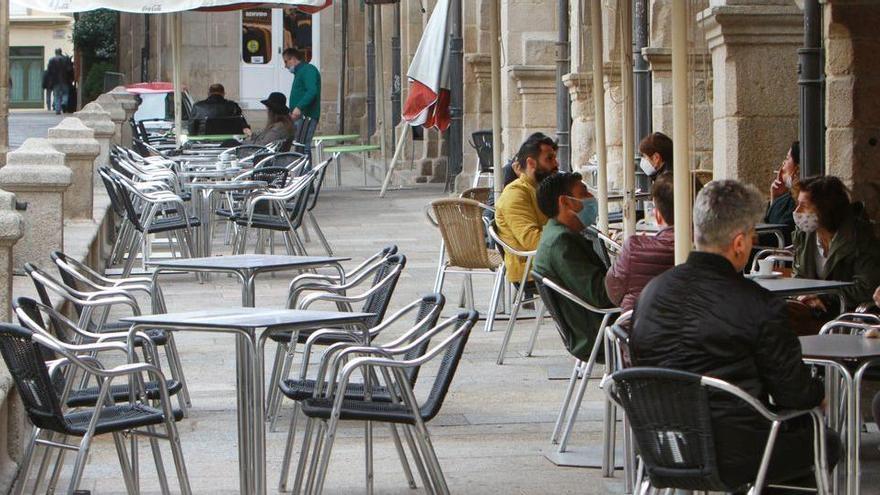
[762,141,800,246]
[631,179,838,489]
[792,175,880,315]
[533,172,613,361]
[188,83,250,135]
[46,49,72,115]
[244,92,295,147]
[605,173,676,313]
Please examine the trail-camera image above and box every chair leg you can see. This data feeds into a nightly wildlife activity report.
[388,424,417,489]
[111,432,138,495]
[308,211,334,256]
[165,334,192,408]
[11,428,39,495]
[559,327,606,451]
[464,274,475,310]
[121,231,143,278]
[304,421,327,494]
[602,399,618,478]
[496,270,529,365]
[413,421,450,495]
[365,421,374,495]
[269,345,297,432]
[265,343,287,421]
[484,267,505,333]
[525,303,545,356]
[32,430,56,492]
[551,360,582,444]
[401,424,435,495]
[292,417,317,494]
[432,243,446,293]
[278,401,301,491]
[165,416,193,495]
[67,432,96,494]
[145,425,171,495]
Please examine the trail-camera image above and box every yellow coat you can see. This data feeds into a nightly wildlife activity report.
[494,175,549,282]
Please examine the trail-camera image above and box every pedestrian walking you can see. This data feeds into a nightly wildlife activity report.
[282,47,320,157]
[46,49,73,115]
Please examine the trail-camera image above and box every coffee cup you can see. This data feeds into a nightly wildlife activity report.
[757,258,774,276]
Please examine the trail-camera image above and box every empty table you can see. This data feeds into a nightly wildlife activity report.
[123,307,375,495]
[800,334,880,495]
[148,254,349,306]
[756,277,852,313]
[323,144,381,187]
[186,180,267,257]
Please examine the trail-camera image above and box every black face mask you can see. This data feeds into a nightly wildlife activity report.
[534,169,553,184]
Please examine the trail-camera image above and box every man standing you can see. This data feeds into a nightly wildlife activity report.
[188,83,250,135]
[282,47,321,155]
[494,133,559,284]
[631,180,837,489]
[46,49,72,115]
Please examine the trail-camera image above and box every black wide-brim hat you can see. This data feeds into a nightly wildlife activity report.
[260,92,290,115]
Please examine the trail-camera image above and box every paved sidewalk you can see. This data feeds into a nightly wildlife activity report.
[8,110,66,150]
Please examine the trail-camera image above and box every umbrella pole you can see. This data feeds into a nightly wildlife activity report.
[491,0,503,202]
[171,12,183,146]
[590,0,609,234]
[375,7,388,170]
[620,0,636,238]
[672,0,692,263]
[379,125,409,198]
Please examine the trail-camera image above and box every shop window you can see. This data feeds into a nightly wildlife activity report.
[283,8,313,62]
[241,8,272,65]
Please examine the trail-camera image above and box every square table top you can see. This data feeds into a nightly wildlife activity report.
[755,277,852,296]
[147,254,349,271]
[122,307,373,331]
[800,334,880,362]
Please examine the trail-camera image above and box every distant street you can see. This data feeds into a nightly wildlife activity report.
[8,110,66,150]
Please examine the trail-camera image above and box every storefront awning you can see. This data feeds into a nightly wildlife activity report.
[8,1,331,14]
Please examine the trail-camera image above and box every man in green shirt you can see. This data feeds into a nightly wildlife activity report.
[283,47,321,156]
[533,172,613,362]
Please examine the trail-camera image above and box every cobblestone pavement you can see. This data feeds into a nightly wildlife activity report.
[8,110,66,149]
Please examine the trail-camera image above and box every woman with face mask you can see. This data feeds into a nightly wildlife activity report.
[638,132,673,180]
[762,141,801,246]
[791,175,880,318]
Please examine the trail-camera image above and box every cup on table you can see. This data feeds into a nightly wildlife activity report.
[756,258,774,276]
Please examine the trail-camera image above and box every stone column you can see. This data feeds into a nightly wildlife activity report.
[95,94,127,146]
[699,1,803,189]
[0,139,71,270]
[0,191,23,321]
[109,86,140,148]
[563,72,595,173]
[75,102,116,171]
[48,118,101,222]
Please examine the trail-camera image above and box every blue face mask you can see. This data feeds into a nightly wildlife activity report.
[575,197,599,229]
[288,65,297,74]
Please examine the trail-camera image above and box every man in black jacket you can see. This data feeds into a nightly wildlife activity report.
[188,84,250,135]
[631,179,837,489]
[46,49,72,114]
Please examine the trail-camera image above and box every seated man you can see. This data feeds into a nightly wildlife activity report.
[494,133,558,285]
[189,83,250,135]
[533,172,612,361]
[605,173,675,313]
[631,179,837,489]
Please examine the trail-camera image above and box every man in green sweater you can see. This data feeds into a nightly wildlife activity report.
[533,172,613,362]
[283,47,321,156]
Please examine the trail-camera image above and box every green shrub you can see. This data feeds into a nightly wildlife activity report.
[83,62,115,103]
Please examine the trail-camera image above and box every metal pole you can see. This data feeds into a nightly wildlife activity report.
[171,13,183,145]
[671,0,692,264]
[556,0,571,171]
[391,2,402,143]
[0,0,9,166]
[375,7,388,165]
[590,0,609,234]
[366,5,376,137]
[337,0,348,135]
[447,0,464,192]
[491,0,504,202]
[141,15,150,82]
[620,0,636,238]
[798,0,823,177]
[633,0,652,191]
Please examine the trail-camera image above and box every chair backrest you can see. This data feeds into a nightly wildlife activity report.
[305,157,333,212]
[14,297,81,356]
[605,367,729,492]
[0,323,68,433]
[430,198,497,270]
[459,187,490,204]
[201,116,248,135]
[361,254,407,329]
[532,272,578,355]
[293,116,313,154]
[23,263,57,310]
[583,226,613,269]
[468,130,494,173]
[109,175,146,231]
[418,310,478,421]
[606,311,634,372]
[98,167,127,218]
[402,293,446,385]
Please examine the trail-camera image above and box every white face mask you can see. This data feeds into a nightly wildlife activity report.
[783,174,793,189]
[639,157,656,177]
[793,211,819,233]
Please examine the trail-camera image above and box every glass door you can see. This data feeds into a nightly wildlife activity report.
[9,47,45,109]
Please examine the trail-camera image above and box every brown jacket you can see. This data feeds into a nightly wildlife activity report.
[605,227,675,312]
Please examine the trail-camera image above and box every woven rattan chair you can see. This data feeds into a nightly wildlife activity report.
[602,367,831,494]
[459,186,490,204]
[427,198,504,332]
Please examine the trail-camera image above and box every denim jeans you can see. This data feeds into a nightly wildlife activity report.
[52,84,68,113]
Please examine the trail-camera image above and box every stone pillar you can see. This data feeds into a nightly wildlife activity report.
[699,1,803,189]
[0,191,23,321]
[95,94,127,146]
[563,72,595,173]
[75,102,116,171]
[824,0,880,221]
[0,139,71,270]
[109,86,140,148]
[48,118,101,222]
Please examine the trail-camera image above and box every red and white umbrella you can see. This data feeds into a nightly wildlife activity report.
[401,0,451,131]
[8,1,330,14]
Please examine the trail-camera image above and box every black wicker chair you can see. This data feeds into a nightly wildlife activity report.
[0,323,191,495]
[602,367,831,494]
[468,130,494,187]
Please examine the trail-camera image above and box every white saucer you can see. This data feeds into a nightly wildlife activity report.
[747,271,783,280]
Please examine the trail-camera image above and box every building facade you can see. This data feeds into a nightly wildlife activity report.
[8,6,74,109]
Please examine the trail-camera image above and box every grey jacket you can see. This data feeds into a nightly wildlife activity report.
[245,122,293,146]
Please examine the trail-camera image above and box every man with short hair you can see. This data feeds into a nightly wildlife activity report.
[494,133,559,284]
[283,47,321,155]
[533,172,612,360]
[631,180,837,489]
[46,49,72,115]
[605,173,676,313]
[189,83,250,135]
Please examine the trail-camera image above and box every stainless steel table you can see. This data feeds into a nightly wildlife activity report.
[147,254,350,306]
[800,334,880,495]
[756,277,852,313]
[123,307,374,495]
[186,180,267,257]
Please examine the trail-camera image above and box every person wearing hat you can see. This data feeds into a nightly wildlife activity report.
[244,92,295,146]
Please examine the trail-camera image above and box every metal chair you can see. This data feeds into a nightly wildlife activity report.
[296,310,478,495]
[468,130,494,187]
[0,323,192,495]
[285,245,398,308]
[532,271,622,468]
[231,171,314,255]
[276,293,446,491]
[602,367,830,495]
[427,198,504,332]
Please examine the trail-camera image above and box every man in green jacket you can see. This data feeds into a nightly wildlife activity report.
[533,172,613,361]
[283,47,321,156]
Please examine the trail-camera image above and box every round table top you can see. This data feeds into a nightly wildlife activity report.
[800,333,880,362]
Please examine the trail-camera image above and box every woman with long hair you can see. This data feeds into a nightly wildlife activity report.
[244,92,295,146]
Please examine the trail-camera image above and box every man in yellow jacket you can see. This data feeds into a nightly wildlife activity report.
[495,133,559,284]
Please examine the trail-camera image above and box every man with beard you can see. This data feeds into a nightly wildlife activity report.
[494,133,559,285]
